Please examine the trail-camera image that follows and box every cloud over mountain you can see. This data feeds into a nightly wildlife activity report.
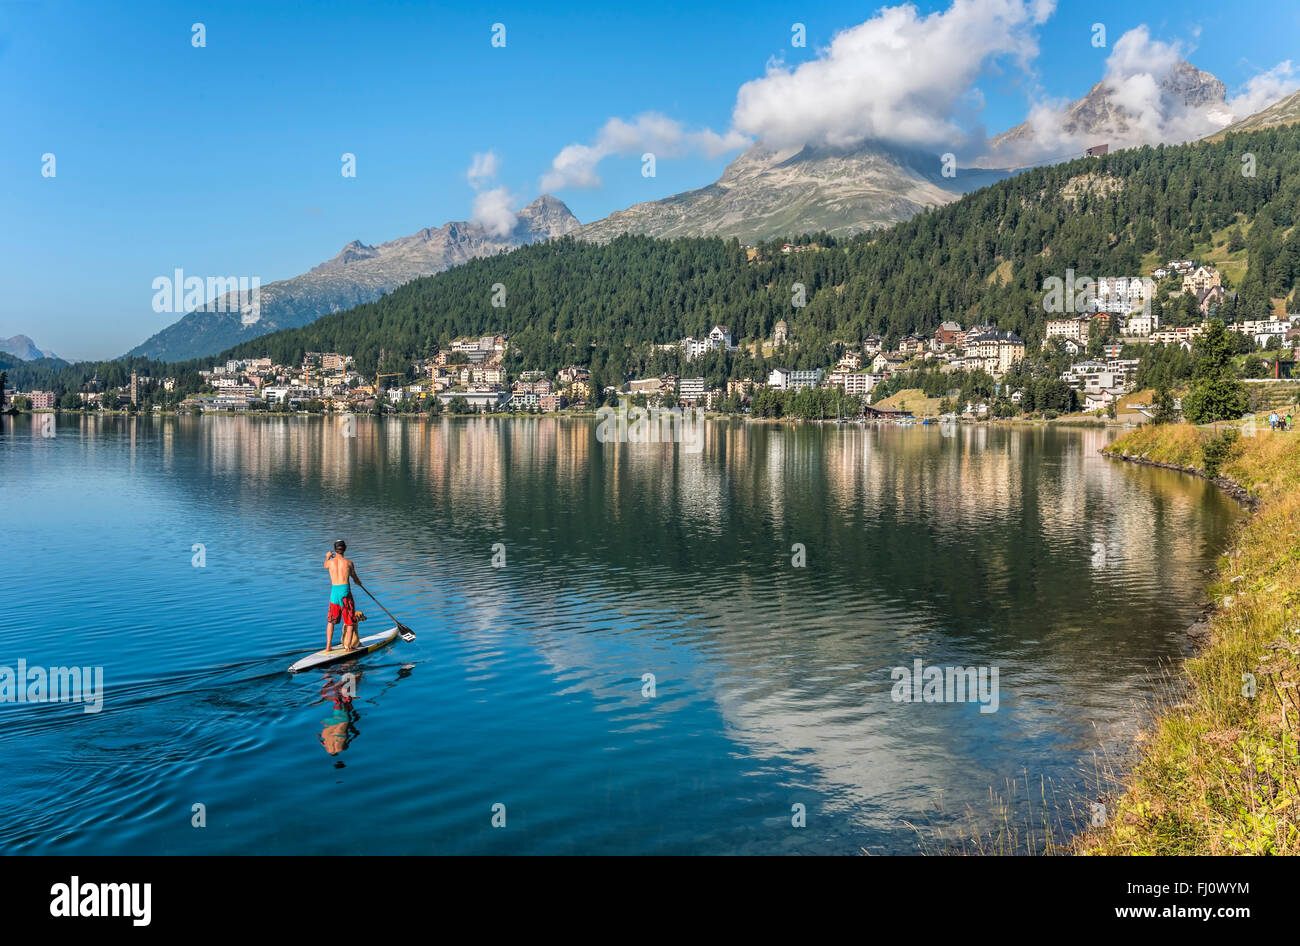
[986,27,1299,165]
[466,150,520,237]
[542,0,1054,190]
[541,113,749,191]
[732,0,1054,151]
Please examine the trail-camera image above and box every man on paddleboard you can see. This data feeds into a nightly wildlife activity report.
[324,540,363,652]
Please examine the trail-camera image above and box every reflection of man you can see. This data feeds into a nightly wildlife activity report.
[318,680,359,757]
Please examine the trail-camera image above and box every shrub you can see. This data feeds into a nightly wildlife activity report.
[1201,429,1239,478]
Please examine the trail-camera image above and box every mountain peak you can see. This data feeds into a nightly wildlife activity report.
[578,139,1002,244]
[318,239,380,270]
[516,194,581,237]
[0,334,57,361]
[988,59,1230,164]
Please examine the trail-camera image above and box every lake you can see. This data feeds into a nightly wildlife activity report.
[0,414,1239,854]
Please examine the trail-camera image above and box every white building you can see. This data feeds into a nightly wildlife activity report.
[678,377,707,405]
[683,325,738,361]
[840,372,882,396]
[1121,312,1160,337]
[767,368,824,391]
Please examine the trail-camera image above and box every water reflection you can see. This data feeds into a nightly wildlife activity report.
[1,413,1241,853]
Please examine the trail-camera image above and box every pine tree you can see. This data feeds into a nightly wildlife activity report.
[1182,320,1249,423]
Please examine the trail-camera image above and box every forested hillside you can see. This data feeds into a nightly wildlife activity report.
[216,126,1300,378]
[11,125,1300,395]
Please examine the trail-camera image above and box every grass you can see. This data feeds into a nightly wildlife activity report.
[1080,423,1300,854]
[1137,216,1259,286]
[986,259,1013,287]
[872,387,944,417]
[909,773,1091,856]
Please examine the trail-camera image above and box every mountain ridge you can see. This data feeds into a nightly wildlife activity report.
[124,195,580,362]
[1207,88,1300,140]
[576,140,1007,244]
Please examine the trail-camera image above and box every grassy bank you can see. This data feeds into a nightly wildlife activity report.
[1080,423,1300,854]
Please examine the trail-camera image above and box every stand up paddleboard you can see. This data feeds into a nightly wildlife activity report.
[288,626,401,673]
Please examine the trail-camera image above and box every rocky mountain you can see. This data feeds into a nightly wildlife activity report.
[577,141,1007,244]
[986,60,1231,165]
[125,196,580,362]
[0,335,58,361]
[1208,88,1300,140]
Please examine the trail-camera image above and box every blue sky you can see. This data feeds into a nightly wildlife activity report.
[2,0,1298,360]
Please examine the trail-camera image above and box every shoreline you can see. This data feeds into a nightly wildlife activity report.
[1078,423,1300,854]
[10,406,1136,429]
[1106,448,1260,511]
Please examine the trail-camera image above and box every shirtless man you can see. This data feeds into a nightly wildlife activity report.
[324,540,362,652]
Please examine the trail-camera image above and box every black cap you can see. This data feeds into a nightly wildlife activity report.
[333,540,347,552]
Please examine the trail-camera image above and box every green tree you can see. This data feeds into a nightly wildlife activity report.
[1181,319,1248,423]
[1152,383,1177,424]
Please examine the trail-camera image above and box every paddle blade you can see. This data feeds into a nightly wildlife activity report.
[397,624,416,642]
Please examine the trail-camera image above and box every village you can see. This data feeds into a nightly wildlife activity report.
[8,262,1299,421]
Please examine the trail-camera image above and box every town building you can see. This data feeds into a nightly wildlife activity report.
[1121,312,1160,337]
[838,372,882,396]
[871,353,907,374]
[438,388,507,411]
[935,321,963,347]
[1196,285,1227,317]
[1094,277,1153,314]
[682,325,738,361]
[1045,316,1091,346]
[1182,266,1222,296]
[726,378,758,398]
[965,329,1026,374]
[678,377,707,406]
[767,367,824,391]
[899,333,928,355]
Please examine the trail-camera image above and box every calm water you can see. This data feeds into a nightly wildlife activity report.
[0,414,1239,854]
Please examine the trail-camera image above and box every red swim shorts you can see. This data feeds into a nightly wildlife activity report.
[328,593,357,626]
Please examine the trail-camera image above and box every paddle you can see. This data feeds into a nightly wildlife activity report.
[354,580,417,642]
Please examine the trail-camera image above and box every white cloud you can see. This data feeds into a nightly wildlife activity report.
[731,0,1056,151]
[541,0,1054,189]
[541,112,750,191]
[467,150,501,186]
[465,151,519,236]
[539,2,1300,192]
[471,186,519,238]
[1227,60,1299,121]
